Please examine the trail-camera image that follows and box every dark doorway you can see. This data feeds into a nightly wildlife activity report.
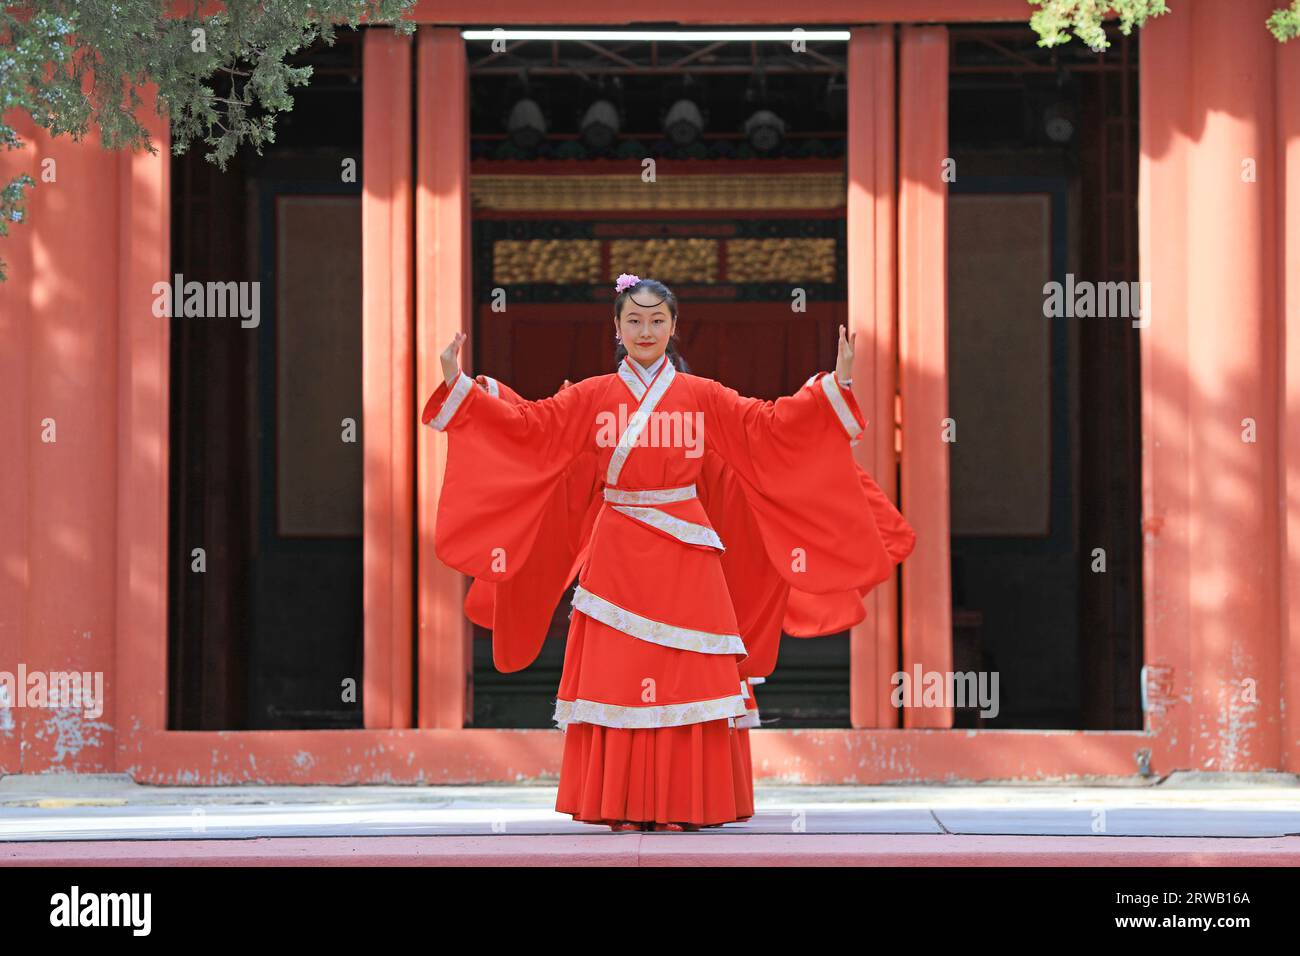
[463,32,854,728]
[168,30,367,730]
[946,24,1142,730]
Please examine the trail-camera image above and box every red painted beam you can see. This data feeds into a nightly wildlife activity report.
[408,0,1034,25]
[173,0,1038,26]
[115,727,1171,785]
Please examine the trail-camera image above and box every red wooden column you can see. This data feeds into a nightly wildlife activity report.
[8,85,224,777]
[0,113,38,772]
[362,28,415,730]
[115,87,172,756]
[1183,1,1281,771]
[845,26,899,730]
[39,121,120,768]
[1141,2,1283,772]
[416,26,473,729]
[1137,12,1195,767]
[897,25,952,729]
[0,87,173,775]
[1281,13,1300,774]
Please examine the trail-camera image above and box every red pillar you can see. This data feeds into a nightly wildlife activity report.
[1278,17,1300,772]
[363,28,415,730]
[417,26,473,729]
[114,88,171,757]
[1184,1,1282,770]
[897,25,953,729]
[845,26,899,730]
[0,114,38,772]
[1143,1,1283,771]
[2,119,123,769]
[1137,7,1195,770]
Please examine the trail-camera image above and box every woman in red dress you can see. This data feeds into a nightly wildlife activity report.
[423,274,914,831]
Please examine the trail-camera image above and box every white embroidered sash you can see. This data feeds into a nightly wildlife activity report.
[603,483,697,505]
[606,361,724,550]
[571,584,745,655]
[601,482,725,552]
[606,357,677,486]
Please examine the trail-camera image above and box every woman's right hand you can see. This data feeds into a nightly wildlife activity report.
[441,331,466,385]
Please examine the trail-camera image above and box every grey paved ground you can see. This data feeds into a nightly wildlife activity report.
[0,771,1296,842]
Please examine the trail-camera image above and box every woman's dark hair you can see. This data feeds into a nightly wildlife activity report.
[613,278,690,372]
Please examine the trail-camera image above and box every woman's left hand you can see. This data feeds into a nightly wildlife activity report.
[835,324,856,386]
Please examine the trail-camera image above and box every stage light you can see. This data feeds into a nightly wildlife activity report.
[664,99,704,146]
[745,109,786,152]
[581,99,621,150]
[1043,102,1075,143]
[506,98,546,148]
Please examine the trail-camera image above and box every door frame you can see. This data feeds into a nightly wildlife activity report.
[113,2,1203,783]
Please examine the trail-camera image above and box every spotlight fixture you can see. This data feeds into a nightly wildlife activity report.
[506,98,546,148]
[580,99,621,150]
[744,109,786,152]
[664,99,704,146]
[1043,102,1075,144]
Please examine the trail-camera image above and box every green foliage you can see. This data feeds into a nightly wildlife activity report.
[1028,1,1170,50]
[1268,1,1300,41]
[4,1,1300,280]
[1028,0,1300,48]
[0,0,416,278]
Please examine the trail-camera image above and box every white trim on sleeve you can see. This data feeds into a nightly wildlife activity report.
[427,371,474,431]
[819,372,863,441]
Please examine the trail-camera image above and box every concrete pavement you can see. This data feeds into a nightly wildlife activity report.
[1,771,1296,864]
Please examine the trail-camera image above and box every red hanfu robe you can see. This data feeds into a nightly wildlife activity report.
[423,355,909,826]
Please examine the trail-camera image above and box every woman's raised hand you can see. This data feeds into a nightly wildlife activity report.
[835,323,856,386]
[441,331,466,386]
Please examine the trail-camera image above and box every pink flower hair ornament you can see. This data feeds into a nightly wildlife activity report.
[614,273,641,294]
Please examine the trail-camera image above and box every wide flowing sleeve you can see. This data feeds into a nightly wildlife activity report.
[698,371,902,596]
[465,451,603,672]
[423,370,601,585]
[783,459,918,637]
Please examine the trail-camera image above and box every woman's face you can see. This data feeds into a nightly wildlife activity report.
[616,293,675,366]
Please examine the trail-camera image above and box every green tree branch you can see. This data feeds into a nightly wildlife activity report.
[0,0,416,279]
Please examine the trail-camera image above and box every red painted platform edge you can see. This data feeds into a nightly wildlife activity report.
[2,835,1298,867]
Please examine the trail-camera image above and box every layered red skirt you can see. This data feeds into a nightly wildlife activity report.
[553,603,756,827]
[556,718,754,825]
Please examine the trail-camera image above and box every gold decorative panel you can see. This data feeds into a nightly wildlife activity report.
[607,238,718,283]
[492,239,601,284]
[726,238,837,283]
[472,173,846,212]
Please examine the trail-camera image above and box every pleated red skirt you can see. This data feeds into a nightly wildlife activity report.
[555,717,755,826]
[736,726,753,808]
